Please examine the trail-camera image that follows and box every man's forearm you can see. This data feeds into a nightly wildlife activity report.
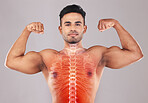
[7,27,31,59]
[113,20,143,56]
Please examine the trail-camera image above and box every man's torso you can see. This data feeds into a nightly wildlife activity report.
[40,46,105,103]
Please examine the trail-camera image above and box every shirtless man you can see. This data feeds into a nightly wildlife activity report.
[5,4,143,103]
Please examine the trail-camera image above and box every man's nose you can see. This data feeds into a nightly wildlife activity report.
[70,25,76,30]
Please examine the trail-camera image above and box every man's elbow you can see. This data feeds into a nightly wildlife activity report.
[5,59,16,70]
[5,57,20,71]
[5,58,11,68]
[134,52,144,62]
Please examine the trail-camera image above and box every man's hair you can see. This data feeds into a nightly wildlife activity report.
[59,4,86,26]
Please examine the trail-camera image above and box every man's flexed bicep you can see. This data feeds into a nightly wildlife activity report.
[6,51,45,74]
[5,22,45,74]
[97,18,143,69]
[102,46,143,69]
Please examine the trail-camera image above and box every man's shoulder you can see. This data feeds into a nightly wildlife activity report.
[86,45,109,59]
[39,48,58,56]
[87,45,107,52]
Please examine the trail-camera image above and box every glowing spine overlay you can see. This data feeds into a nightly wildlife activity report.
[67,45,79,103]
[47,44,97,103]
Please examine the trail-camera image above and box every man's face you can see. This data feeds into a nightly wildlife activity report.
[59,12,87,44]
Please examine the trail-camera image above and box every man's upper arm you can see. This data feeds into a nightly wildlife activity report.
[102,46,143,69]
[6,51,45,74]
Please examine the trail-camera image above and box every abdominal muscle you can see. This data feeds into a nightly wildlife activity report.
[42,49,104,103]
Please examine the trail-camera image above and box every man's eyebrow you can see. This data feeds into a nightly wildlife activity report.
[64,21,71,24]
[75,21,82,24]
[64,21,82,24]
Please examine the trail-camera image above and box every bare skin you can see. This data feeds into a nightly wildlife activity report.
[5,13,143,103]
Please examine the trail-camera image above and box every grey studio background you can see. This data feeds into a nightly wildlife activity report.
[0,0,147,103]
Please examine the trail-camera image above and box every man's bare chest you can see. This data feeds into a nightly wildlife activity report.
[48,52,98,79]
[42,50,103,102]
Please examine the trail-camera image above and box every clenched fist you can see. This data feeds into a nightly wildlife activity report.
[26,22,44,34]
[98,19,118,32]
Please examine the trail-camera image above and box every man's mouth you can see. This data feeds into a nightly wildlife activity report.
[68,34,78,37]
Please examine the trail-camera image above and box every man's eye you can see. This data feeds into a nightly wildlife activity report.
[76,24,80,26]
[65,24,70,26]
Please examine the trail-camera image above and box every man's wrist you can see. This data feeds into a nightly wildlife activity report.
[24,27,32,34]
[113,20,120,29]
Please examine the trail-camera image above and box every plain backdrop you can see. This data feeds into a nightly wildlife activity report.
[0,0,147,103]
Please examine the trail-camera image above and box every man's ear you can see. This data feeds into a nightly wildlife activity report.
[58,26,62,35]
[83,25,87,34]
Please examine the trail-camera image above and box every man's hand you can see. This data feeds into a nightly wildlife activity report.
[98,19,117,32]
[26,22,44,34]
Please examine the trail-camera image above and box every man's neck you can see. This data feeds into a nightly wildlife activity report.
[62,43,86,55]
[64,41,83,48]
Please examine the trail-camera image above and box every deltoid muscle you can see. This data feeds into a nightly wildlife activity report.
[48,46,96,103]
